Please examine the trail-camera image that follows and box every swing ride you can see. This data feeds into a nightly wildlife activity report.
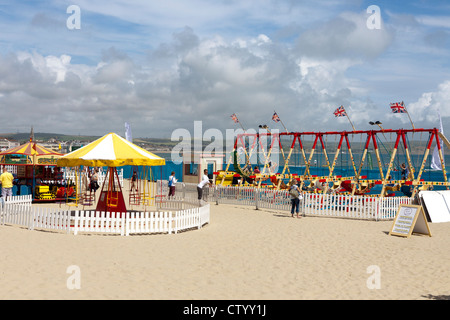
[216,108,450,198]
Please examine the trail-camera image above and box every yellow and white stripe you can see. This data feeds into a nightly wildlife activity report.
[57,132,166,167]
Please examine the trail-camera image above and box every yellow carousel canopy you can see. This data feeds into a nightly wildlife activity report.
[57,132,166,167]
[0,141,63,156]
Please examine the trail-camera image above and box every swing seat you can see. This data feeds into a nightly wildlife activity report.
[82,190,95,206]
[129,191,141,205]
[107,191,119,207]
[67,186,75,197]
[56,187,66,198]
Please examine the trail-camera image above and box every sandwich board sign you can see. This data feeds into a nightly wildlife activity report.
[389,204,431,238]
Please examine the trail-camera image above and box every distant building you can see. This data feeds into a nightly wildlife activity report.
[0,138,19,152]
[41,141,63,153]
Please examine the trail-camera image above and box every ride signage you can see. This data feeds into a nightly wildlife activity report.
[389,204,431,238]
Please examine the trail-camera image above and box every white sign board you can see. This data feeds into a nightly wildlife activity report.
[389,204,431,238]
[419,191,450,223]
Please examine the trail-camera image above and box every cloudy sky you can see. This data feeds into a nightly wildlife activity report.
[0,0,449,138]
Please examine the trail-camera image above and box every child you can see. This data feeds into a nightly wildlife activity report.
[168,171,177,198]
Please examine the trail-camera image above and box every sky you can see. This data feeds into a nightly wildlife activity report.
[0,0,450,139]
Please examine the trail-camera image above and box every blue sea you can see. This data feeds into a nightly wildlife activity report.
[121,152,450,189]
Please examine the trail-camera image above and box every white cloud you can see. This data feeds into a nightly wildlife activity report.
[0,15,396,137]
[0,1,448,138]
[408,80,450,124]
[296,10,393,61]
[416,15,450,29]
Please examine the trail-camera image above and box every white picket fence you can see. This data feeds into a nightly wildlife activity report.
[301,193,412,220]
[219,185,412,220]
[0,195,210,236]
[63,168,124,187]
[157,182,412,221]
[3,194,33,205]
[0,179,412,237]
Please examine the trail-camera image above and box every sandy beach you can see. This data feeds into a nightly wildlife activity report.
[0,200,449,301]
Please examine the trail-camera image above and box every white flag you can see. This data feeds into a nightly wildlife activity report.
[431,110,444,170]
[125,122,132,142]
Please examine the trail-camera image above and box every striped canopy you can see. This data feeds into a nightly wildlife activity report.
[57,132,166,167]
[0,141,63,156]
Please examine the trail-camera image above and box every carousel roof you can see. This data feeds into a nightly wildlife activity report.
[57,132,166,167]
[0,141,63,156]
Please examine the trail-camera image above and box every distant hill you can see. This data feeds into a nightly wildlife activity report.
[0,132,177,149]
[0,132,100,143]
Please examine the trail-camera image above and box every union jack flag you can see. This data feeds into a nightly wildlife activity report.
[230,113,239,123]
[272,112,280,123]
[334,106,347,117]
[390,101,407,113]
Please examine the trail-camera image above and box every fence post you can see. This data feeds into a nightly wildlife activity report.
[254,188,259,210]
[73,210,79,235]
[301,192,305,217]
[28,206,34,230]
[376,197,380,221]
[215,185,219,206]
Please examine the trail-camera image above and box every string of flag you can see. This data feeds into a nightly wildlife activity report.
[233,100,418,133]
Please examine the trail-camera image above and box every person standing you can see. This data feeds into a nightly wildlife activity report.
[168,171,177,198]
[0,166,14,199]
[197,169,211,202]
[130,171,138,192]
[400,163,410,180]
[90,168,100,192]
[289,179,301,218]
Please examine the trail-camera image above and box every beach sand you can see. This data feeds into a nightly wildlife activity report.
[1,200,449,300]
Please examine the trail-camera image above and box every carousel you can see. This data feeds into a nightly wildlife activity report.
[0,139,64,200]
[57,132,165,213]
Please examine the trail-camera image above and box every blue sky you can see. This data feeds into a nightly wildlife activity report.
[0,0,449,138]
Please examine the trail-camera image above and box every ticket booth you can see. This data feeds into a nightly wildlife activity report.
[182,152,225,184]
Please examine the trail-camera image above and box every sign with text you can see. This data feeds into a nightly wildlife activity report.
[389,204,431,238]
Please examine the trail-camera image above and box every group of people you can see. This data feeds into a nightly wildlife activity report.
[167,169,212,202]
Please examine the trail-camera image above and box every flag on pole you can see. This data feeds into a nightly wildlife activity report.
[334,105,356,131]
[231,113,246,131]
[390,101,415,129]
[125,122,132,142]
[272,112,280,123]
[390,101,407,113]
[272,110,289,132]
[431,110,445,170]
[334,105,347,117]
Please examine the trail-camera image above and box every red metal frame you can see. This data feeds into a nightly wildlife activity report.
[226,128,448,195]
